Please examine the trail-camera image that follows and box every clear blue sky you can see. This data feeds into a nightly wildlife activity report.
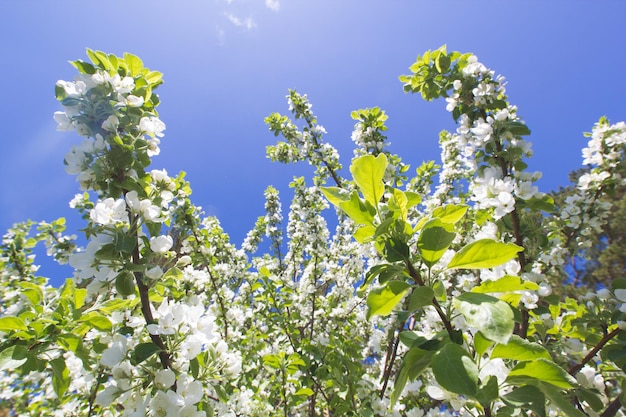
[1,1,625,282]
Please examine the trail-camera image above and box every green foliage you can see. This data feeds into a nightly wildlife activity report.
[1,47,625,417]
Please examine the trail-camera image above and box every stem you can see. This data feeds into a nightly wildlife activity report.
[568,328,621,375]
[600,397,622,417]
[491,133,530,339]
[191,228,230,341]
[380,318,405,398]
[406,261,455,339]
[305,117,343,188]
[130,221,173,371]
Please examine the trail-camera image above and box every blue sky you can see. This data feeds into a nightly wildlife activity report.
[1,1,625,281]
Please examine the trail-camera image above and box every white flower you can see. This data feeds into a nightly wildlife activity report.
[614,289,626,302]
[100,335,127,367]
[111,74,134,94]
[95,385,120,407]
[479,358,508,384]
[126,95,144,107]
[150,390,184,416]
[538,282,552,297]
[155,369,176,389]
[57,79,86,97]
[54,111,73,131]
[177,375,203,405]
[101,115,119,132]
[140,116,166,138]
[150,235,173,253]
[90,198,128,225]
[146,266,164,279]
[520,291,538,309]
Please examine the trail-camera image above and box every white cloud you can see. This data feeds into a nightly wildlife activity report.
[265,0,279,11]
[224,12,256,30]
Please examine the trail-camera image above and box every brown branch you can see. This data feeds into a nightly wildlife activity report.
[380,318,405,398]
[406,261,455,339]
[600,397,623,417]
[568,327,621,375]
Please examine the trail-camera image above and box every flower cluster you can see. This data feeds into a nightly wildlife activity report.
[1,47,626,417]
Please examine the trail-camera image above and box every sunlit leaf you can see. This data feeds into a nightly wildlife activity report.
[366,280,411,319]
[447,239,523,270]
[453,293,514,344]
[350,154,387,206]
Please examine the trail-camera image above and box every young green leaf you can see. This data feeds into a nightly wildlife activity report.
[539,382,587,417]
[350,154,387,207]
[50,358,70,399]
[446,239,523,270]
[472,275,539,293]
[0,316,28,332]
[491,335,551,361]
[132,343,161,365]
[507,359,577,389]
[339,191,376,225]
[502,385,546,417]
[453,293,514,344]
[408,286,434,312]
[320,186,349,208]
[431,343,478,397]
[432,204,468,224]
[366,280,411,319]
[418,219,455,267]
[391,347,435,406]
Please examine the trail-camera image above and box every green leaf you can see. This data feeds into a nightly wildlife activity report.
[294,388,315,397]
[391,347,435,406]
[321,186,349,208]
[115,271,136,296]
[384,237,410,262]
[539,382,586,417]
[0,345,28,370]
[503,121,531,137]
[472,275,539,293]
[262,353,280,370]
[163,267,183,281]
[0,316,28,332]
[446,239,523,270]
[408,286,434,312]
[418,219,455,267]
[432,204,468,224]
[398,331,428,348]
[115,231,137,254]
[123,52,144,76]
[366,280,411,319]
[145,70,163,85]
[524,196,555,213]
[473,331,493,357]
[350,154,387,206]
[389,189,409,220]
[353,225,376,243]
[132,342,161,365]
[431,343,478,396]
[78,312,113,332]
[507,359,576,389]
[57,334,81,353]
[476,375,499,406]
[453,293,514,344]
[339,191,375,225]
[576,388,604,412]
[50,357,70,399]
[492,335,551,361]
[17,282,43,306]
[502,385,546,417]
